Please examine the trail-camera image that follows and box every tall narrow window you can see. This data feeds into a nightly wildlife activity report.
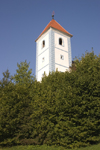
[59,38,62,45]
[42,40,45,48]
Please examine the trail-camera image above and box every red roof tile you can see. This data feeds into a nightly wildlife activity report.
[35,19,73,41]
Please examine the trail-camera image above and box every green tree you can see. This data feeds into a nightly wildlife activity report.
[12,60,35,85]
[0,61,36,146]
[0,52,100,148]
[30,52,100,148]
[0,70,11,88]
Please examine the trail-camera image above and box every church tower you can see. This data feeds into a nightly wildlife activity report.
[35,16,73,81]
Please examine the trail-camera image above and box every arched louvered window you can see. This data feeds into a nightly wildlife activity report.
[59,38,62,45]
[42,40,45,48]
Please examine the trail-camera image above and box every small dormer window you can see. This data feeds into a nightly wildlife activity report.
[42,57,45,62]
[42,40,45,48]
[59,38,62,45]
[60,55,64,60]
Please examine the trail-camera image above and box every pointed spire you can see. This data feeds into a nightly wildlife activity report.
[35,17,73,41]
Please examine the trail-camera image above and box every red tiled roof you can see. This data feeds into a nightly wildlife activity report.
[35,19,73,41]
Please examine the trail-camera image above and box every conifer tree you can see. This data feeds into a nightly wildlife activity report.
[12,60,35,85]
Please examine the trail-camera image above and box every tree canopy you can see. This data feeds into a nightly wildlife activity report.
[0,52,100,148]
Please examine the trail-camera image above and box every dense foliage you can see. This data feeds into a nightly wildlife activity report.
[0,52,100,148]
[1,143,100,150]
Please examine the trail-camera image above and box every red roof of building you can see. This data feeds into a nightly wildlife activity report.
[35,19,73,41]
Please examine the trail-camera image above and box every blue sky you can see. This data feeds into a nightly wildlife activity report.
[0,0,100,79]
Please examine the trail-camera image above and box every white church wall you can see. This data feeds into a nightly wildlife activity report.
[55,48,69,68]
[49,28,55,72]
[36,30,50,81]
[38,49,49,71]
[37,65,49,81]
[55,64,68,72]
[54,31,68,52]
[67,37,72,67]
[38,32,49,56]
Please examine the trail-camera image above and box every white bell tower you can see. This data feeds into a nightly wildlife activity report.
[35,15,73,81]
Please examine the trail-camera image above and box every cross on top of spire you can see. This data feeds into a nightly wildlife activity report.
[52,11,55,19]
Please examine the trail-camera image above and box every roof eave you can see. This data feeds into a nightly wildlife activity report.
[51,27,73,37]
[35,26,73,42]
[35,27,51,42]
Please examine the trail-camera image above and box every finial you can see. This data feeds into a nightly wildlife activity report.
[52,11,55,19]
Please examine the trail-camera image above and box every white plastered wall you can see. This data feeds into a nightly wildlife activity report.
[38,65,49,81]
[38,32,49,55]
[55,32,68,51]
[38,50,49,70]
[36,30,50,81]
[55,48,69,70]
[54,31,69,72]
[55,64,68,72]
